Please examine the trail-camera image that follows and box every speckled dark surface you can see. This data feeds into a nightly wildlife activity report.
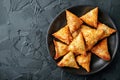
[0,0,120,80]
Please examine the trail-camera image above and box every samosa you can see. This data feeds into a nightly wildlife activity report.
[91,38,111,61]
[81,25,104,50]
[97,22,116,39]
[52,25,72,44]
[66,10,83,33]
[57,52,79,69]
[68,32,86,55]
[53,40,68,60]
[80,7,98,28]
[76,52,91,72]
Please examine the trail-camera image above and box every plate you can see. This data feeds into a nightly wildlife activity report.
[47,5,119,75]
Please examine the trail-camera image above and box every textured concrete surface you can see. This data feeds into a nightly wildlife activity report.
[0,0,120,80]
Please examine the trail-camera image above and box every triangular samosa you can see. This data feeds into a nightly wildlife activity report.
[81,25,104,50]
[91,38,111,61]
[76,52,91,72]
[52,25,72,44]
[66,10,83,33]
[57,52,79,69]
[68,32,86,55]
[80,7,98,28]
[53,40,68,60]
[97,22,116,39]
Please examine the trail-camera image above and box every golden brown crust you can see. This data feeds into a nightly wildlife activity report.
[72,31,78,38]
[57,52,79,69]
[66,10,83,33]
[91,38,111,61]
[97,22,116,39]
[72,28,81,38]
[80,7,98,28]
[52,25,73,44]
[76,52,91,72]
[53,40,68,60]
[68,32,86,55]
[81,25,104,50]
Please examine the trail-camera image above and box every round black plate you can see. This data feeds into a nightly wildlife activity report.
[47,5,119,75]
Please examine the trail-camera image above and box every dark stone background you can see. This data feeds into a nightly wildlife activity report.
[0,0,120,80]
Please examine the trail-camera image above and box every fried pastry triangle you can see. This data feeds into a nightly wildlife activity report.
[68,32,86,55]
[81,25,104,50]
[76,52,91,72]
[53,40,68,60]
[57,52,79,69]
[80,7,98,28]
[66,10,83,33]
[52,25,72,44]
[98,22,116,39]
[91,38,111,61]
